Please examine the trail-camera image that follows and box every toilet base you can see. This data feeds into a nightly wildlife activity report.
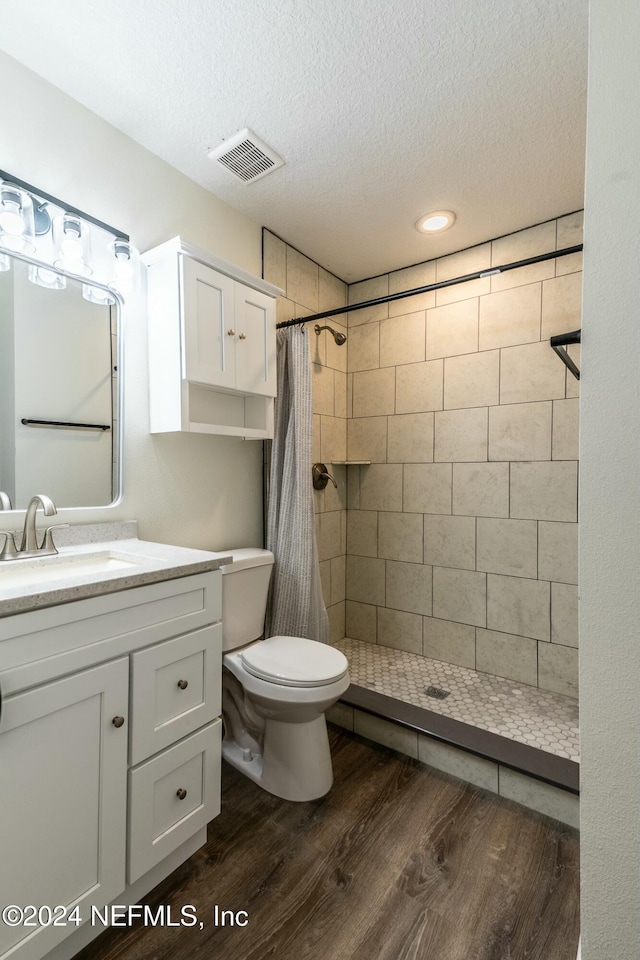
[222,714,334,802]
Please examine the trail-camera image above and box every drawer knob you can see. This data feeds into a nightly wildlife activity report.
[112,716,125,728]
[239,333,247,340]
[227,328,236,336]
[177,679,189,690]
[176,788,187,800]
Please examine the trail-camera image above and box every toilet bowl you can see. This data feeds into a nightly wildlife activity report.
[219,549,349,801]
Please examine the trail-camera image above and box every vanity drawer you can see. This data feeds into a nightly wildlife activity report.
[129,623,222,764]
[128,719,221,883]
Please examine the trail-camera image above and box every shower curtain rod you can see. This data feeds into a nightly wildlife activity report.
[275,244,583,329]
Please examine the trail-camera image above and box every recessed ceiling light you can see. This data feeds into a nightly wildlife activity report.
[415,210,456,234]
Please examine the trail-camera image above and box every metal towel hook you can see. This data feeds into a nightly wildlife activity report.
[312,463,338,490]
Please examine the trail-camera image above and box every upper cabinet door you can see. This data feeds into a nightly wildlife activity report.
[181,256,237,389]
[234,283,277,397]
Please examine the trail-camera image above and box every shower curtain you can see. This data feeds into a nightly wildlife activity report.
[265,326,329,643]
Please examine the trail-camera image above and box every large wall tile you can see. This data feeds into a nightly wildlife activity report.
[498,767,579,828]
[452,462,509,518]
[324,464,347,512]
[444,350,500,410]
[489,259,555,293]
[396,359,444,413]
[325,321,348,373]
[564,344,580,399]
[377,607,423,654]
[319,266,347,311]
[435,407,488,462]
[538,521,578,584]
[426,299,479,359]
[319,559,331,604]
[346,555,385,605]
[347,510,378,557]
[328,601,345,644]
[541,272,582,339]
[433,567,487,626]
[320,415,346,463]
[317,510,342,561]
[403,463,452,514]
[538,643,579,698]
[551,582,579,648]
[386,560,433,616]
[489,401,552,461]
[334,370,347,417]
[477,518,538,578]
[348,275,389,325]
[380,311,426,367]
[423,515,476,570]
[388,412,434,463]
[345,599,377,642]
[436,242,491,280]
[330,555,346,604]
[348,321,380,372]
[418,735,499,792]
[312,362,334,415]
[348,416,388,462]
[378,511,424,562]
[286,247,319,311]
[510,461,578,521]
[388,261,436,315]
[422,617,476,668]
[500,341,566,403]
[552,398,580,460]
[476,628,538,686]
[479,283,542,350]
[491,221,556,266]
[359,463,403,512]
[263,230,287,288]
[435,277,490,307]
[487,574,550,641]
[556,210,583,249]
[353,367,396,417]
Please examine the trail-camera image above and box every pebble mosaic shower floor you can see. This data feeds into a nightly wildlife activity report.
[332,637,580,762]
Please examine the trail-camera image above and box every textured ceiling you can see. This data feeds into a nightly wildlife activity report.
[0,0,588,281]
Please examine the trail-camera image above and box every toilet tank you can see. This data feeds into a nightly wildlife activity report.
[220,548,274,651]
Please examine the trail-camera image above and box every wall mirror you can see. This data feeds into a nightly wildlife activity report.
[0,254,121,509]
[0,172,137,511]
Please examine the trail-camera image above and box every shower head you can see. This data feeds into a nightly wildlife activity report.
[314,323,347,346]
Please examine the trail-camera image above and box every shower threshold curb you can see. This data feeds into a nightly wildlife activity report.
[340,684,579,795]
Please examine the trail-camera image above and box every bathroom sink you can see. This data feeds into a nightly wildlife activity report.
[0,550,141,589]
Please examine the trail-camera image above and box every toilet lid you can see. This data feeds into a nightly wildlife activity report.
[240,636,349,687]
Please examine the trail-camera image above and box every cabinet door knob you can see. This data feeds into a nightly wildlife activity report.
[227,328,236,336]
[112,716,125,728]
[238,333,247,340]
[176,788,187,800]
[177,679,189,690]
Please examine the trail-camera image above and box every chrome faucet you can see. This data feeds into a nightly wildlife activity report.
[0,491,12,510]
[0,494,60,562]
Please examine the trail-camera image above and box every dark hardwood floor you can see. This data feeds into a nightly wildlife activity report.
[78,728,580,960]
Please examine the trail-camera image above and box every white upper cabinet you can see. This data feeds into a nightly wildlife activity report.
[143,238,282,439]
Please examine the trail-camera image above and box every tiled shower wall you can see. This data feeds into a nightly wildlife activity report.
[263,230,348,643]
[344,214,582,697]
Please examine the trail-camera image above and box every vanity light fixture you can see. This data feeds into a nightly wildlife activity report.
[0,170,140,299]
[0,182,36,252]
[415,210,456,234]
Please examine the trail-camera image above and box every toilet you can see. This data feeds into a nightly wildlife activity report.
[219,548,349,801]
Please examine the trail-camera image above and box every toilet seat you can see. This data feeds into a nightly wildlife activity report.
[240,636,348,687]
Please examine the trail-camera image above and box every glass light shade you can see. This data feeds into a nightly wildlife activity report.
[109,239,140,295]
[0,183,36,253]
[82,283,116,306]
[53,214,92,276]
[0,253,10,271]
[415,210,456,234]
[28,264,67,290]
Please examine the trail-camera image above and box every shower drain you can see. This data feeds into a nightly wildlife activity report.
[425,686,451,700]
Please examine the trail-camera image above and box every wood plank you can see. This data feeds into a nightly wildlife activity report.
[75,729,580,960]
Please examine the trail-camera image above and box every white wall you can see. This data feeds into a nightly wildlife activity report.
[580,1,640,957]
[0,52,265,550]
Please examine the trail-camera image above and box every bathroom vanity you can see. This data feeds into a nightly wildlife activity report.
[0,530,231,960]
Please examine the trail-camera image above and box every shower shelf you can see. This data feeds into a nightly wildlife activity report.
[550,329,581,379]
[331,460,371,465]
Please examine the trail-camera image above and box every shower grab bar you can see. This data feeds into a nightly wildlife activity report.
[21,418,111,431]
[550,330,581,380]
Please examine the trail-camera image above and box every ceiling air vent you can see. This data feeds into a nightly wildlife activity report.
[208,128,285,183]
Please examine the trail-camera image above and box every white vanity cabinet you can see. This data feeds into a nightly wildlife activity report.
[0,569,223,960]
[143,237,282,439]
